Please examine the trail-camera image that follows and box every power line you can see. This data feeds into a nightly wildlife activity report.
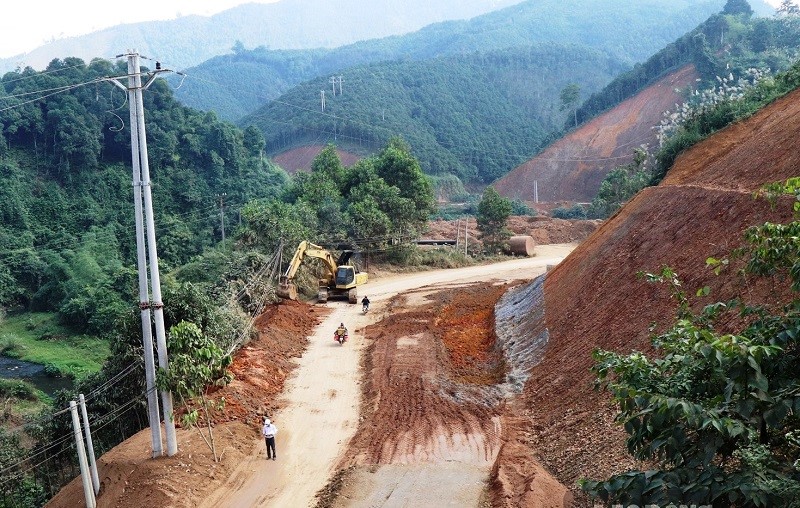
[160,60,668,168]
[0,387,152,485]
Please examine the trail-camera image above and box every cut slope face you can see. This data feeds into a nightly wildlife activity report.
[494,65,698,203]
[502,87,800,500]
[272,145,361,175]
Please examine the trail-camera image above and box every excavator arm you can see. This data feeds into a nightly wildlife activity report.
[278,240,345,301]
[282,241,339,280]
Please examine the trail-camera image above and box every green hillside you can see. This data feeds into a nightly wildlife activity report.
[576,8,800,126]
[243,44,627,184]
[174,0,732,121]
[0,58,288,330]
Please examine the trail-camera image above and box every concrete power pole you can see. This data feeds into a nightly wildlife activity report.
[108,50,177,457]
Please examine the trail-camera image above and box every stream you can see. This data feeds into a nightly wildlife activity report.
[0,356,74,396]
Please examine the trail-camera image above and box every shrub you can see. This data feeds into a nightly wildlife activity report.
[0,379,38,401]
[551,204,588,219]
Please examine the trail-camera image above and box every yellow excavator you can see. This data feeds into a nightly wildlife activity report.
[277,241,368,303]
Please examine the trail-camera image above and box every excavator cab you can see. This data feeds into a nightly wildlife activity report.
[335,266,355,286]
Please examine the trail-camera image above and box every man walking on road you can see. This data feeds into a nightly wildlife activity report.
[262,417,278,460]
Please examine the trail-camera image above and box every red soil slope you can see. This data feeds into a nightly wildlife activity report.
[507,86,800,501]
[494,65,698,203]
[271,145,361,175]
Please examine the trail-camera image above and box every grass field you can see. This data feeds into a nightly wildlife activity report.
[0,312,110,379]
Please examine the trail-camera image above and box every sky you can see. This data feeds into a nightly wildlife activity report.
[0,0,280,59]
[0,0,790,59]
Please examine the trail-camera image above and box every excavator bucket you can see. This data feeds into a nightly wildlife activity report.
[277,276,298,300]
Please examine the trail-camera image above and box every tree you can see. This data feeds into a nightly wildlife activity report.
[777,0,800,17]
[239,198,318,254]
[582,179,800,506]
[157,321,232,462]
[723,0,754,17]
[587,148,651,219]
[311,144,345,188]
[373,138,436,236]
[476,186,513,254]
[560,83,581,129]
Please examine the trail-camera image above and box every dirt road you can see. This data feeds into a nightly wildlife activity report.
[200,245,574,507]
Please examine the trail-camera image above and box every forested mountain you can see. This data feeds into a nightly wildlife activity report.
[0,58,287,330]
[243,44,628,185]
[174,0,743,121]
[0,0,522,74]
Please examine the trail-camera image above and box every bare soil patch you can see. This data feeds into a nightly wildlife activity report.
[271,145,361,175]
[497,87,800,503]
[494,65,698,203]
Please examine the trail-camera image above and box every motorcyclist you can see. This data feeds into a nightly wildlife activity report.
[335,322,348,341]
[361,296,370,312]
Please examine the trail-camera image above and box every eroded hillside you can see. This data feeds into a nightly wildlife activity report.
[494,65,698,203]
[491,85,800,504]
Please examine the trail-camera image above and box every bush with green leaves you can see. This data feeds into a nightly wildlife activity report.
[582,178,800,506]
[551,204,588,219]
[0,429,47,508]
[476,187,513,254]
[587,148,652,219]
[0,379,38,401]
[157,321,232,462]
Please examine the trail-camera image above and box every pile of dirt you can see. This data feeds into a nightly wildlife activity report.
[503,86,800,499]
[207,301,329,425]
[424,216,600,247]
[45,300,325,508]
[493,65,698,203]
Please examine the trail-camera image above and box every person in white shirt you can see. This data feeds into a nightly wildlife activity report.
[262,417,278,460]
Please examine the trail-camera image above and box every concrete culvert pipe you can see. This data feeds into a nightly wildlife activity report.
[508,235,535,256]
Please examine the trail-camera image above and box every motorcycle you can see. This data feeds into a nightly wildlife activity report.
[362,302,369,314]
[334,329,348,345]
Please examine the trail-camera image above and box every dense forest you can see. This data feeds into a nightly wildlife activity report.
[243,44,627,185]
[173,0,732,121]
[0,58,288,330]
